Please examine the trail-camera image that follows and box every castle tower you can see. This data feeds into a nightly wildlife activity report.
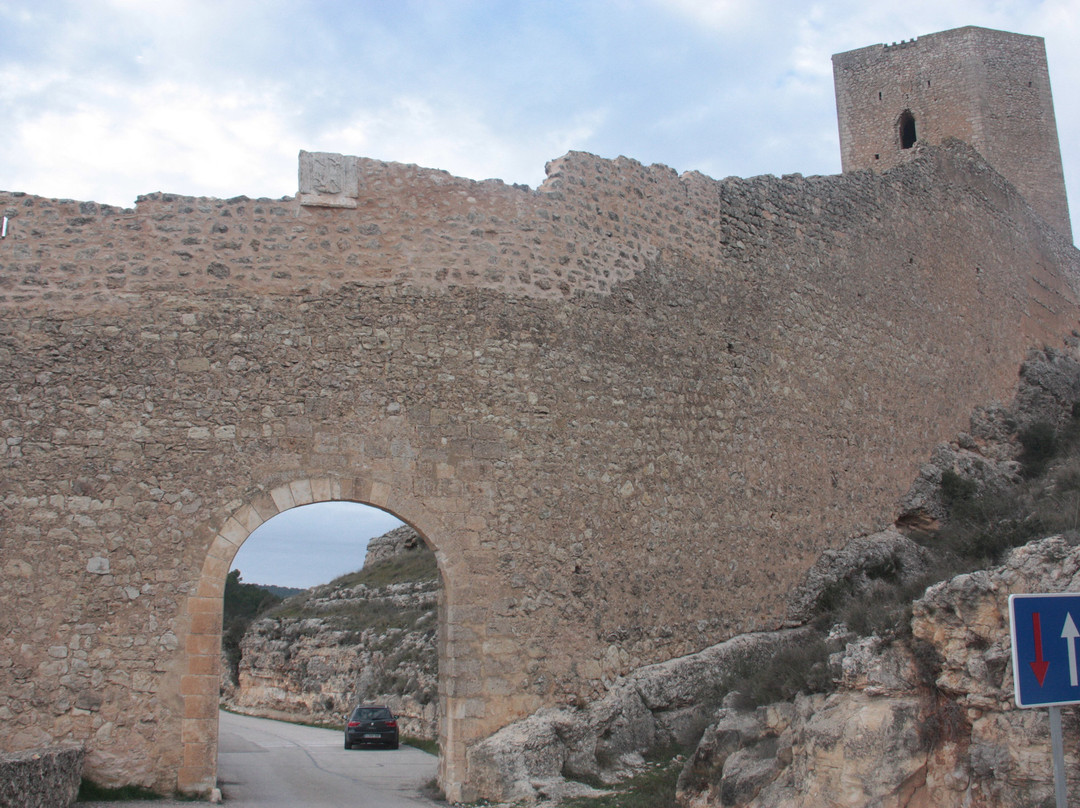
[833,26,1072,240]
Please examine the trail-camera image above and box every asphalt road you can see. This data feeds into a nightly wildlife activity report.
[216,710,441,806]
[80,710,442,807]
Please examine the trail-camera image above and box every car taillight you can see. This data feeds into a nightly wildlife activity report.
[386,720,397,728]
[347,722,360,728]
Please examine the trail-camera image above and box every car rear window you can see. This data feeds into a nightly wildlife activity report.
[352,707,392,720]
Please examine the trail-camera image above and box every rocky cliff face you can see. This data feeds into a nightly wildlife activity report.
[677,536,1080,807]
[223,526,440,740]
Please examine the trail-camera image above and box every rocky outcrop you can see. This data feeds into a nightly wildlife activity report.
[468,537,1080,807]
[785,528,931,624]
[224,527,439,740]
[466,627,819,803]
[677,537,1080,807]
[363,525,425,566]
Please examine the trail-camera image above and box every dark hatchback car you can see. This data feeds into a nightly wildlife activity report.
[344,705,400,750]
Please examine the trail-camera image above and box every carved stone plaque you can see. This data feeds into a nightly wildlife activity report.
[299,150,359,208]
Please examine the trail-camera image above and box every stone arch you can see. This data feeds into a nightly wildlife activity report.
[176,475,467,799]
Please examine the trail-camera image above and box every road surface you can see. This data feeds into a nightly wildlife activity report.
[81,710,442,807]
[216,710,441,806]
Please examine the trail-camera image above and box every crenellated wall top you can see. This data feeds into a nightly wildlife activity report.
[0,142,1076,316]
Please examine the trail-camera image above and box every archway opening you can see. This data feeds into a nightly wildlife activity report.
[899,109,917,149]
[221,501,441,747]
[179,481,462,800]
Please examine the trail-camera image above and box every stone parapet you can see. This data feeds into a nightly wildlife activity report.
[0,746,83,808]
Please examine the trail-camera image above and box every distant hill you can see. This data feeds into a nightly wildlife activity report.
[253,583,305,600]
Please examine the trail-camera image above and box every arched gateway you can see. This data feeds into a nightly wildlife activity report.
[180,477,462,795]
[1,133,1078,798]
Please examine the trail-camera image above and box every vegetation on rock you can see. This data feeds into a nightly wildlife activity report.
[222,569,283,686]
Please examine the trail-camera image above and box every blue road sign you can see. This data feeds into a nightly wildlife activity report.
[1010,593,1080,708]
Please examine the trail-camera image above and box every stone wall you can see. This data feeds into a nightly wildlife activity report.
[1,142,1079,800]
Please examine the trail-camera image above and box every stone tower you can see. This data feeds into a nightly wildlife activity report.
[833,26,1072,240]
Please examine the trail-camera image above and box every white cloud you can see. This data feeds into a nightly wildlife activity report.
[653,0,759,32]
[0,1,1075,214]
[4,76,298,204]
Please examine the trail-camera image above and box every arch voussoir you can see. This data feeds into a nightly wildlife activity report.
[176,473,468,798]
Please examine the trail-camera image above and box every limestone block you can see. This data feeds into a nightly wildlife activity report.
[299,151,359,209]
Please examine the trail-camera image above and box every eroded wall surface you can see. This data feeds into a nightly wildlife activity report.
[1,143,1078,799]
[833,26,1072,239]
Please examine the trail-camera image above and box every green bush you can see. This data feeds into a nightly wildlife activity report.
[1019,420,1058,478]
[809,554,924,640]
[562,755,683,808]
[842,579,915,639]
[723,638,833,709]
[928,482,1045,566]
[404,735,439,756]
[222,570,282,683]
[326,549,439,590]
[940,469,978,503]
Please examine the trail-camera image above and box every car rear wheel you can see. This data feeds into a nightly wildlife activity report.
[344,740,351,750]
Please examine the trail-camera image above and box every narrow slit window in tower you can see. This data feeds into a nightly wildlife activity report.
[899,110,917,149]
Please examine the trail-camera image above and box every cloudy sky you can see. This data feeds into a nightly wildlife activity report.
[2,1,1077,214]
[232,502,404,589]
[4,1,1078,587]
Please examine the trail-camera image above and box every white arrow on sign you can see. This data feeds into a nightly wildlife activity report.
[1062,613,1080,687]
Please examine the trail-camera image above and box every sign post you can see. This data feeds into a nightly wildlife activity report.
[1009,593,1080,808]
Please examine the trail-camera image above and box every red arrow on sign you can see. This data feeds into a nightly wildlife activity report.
[1031,612,1050,686]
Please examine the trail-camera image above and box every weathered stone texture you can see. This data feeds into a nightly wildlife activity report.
[676,537,1080,808]
[0,746,83,808]
[1,140,1079,800]
[834,26,1072,239]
